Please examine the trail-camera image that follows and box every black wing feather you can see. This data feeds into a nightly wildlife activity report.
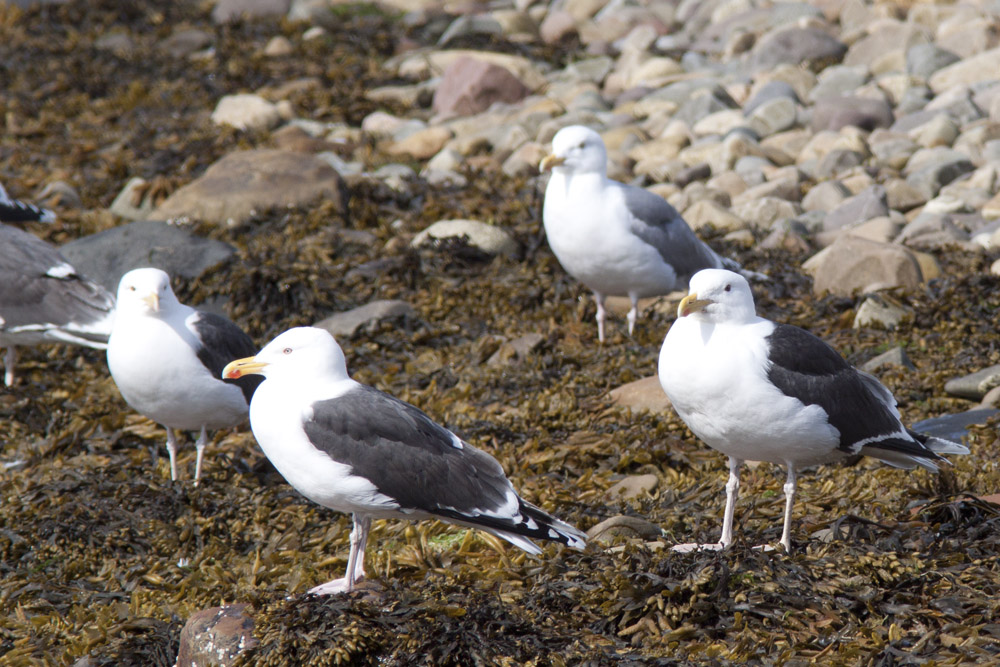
[191,311,262,403]
[303,386,515,516]
[765,324,903,453]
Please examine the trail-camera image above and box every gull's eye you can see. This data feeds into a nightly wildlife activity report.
[578,141,586,148]
[724,284,732,292]
[282,347,292,355]
[128,285,136,291]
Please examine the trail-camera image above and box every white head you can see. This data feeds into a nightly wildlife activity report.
[677,269,757,324]
[222,327,349,385]
[115,268,180,316]
[539,125,608,176]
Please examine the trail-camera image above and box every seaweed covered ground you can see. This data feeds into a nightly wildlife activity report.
[2,1,1000,665]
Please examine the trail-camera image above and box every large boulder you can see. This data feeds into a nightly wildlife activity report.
[154,149,347,225]
[802,236,928,296]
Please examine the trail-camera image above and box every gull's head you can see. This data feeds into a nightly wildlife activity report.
[677,269,756,323]
[539,125,607,176]
[115,268,179,316]
[223,327,349,384]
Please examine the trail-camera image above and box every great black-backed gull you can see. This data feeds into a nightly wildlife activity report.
[540,125,758,342]
[0,223,114,386]
[223,326,587,594]
[657,269,969,551]
[107,268,261,484]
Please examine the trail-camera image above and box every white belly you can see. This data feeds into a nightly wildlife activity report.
[107,316,248,431]
[658,318,843,467]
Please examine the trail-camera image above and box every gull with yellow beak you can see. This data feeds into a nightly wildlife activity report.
[223,326,587,595]
[658,269,968,552]
[540,125,757,342]
[107,268,261,483]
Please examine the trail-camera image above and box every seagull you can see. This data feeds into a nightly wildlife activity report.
[657,269,969,552]
[107,268,261,484]
[0,223,115,387]
[223,326,587,595]
[540,125,759,342]
[0,182,55,224]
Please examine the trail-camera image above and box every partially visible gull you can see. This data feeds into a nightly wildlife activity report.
[658,269,969,552]
[0,182,55,224]
[0,223,114,386]
[107,268,261,484]
[223,326,587,595]
[540,125,760,342]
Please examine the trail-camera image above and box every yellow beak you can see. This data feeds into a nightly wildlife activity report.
[678,293,713,318]
[539,153,566,172]
[143,293,159,312]
[223,356,268,380]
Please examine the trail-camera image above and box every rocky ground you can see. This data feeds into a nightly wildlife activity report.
[2,0,1000,664]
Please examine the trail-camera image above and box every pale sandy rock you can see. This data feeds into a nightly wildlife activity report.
[263,35,293,57]
[884,178,927,212]
[539,10,576,44]
[210,93,282,131]
[843,216,903,244]
[605,474,659,501]
[908,114,959,148]
[732,177,800,206]
[315,301,416,338]
[802,180,850,212]
[412,219,518,257]
[109,177,157,222]
[692,109,746,137]
[502,141,546,176]
[154,149,346,225]
[706,171,748,198]
[624,56,683,89]
[607,376,670,413]
[928,47,1000,94]
[992,257,1000,275]
[803,235,926,296]
[751,65,817,103]
[563,0,605,22]
[361,111,417,137]
[730,196,801,230]
[385,126,453,160]
[937,17,998,59]
[761,128,813,159]
[982,192,1000,220]
[747,96,798,137]
[853,294,912,330]
[683,199,746,233]
[843,21,929,69]
[490,10,538,40]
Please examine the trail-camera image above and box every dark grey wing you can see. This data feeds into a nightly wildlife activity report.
[0,224,114,343]
[303,386,582,546]
[764,324,942,461]
[619,184,726,287]
[304,385,512,512]
[191,311,262,403]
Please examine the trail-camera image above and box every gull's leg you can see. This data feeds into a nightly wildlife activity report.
[4,347,16,387]
[193,425,207,486]
[309,514,372,595]
[594,291,606,343]
[165,427,179,482]
[720,457,741,548]
[627,293,639,336]
[673,457,741,553]
[779,465,797,552]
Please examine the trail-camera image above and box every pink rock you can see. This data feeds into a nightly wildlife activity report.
[432,56,531,118]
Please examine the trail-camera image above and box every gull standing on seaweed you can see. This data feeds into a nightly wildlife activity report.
[223,326,587,595]
[107,268,261,484]
[658,269,969,552]
[0,223,115,387]
[540,125,760,342]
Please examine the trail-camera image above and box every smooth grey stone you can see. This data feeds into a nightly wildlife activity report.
[853,296,912,331]
[743,80,801,115]
[944,364,1000,401]
[860,346,915,371]
[906,44,961,79]
[60,220,236,293]
[912,408,999,442]
[823,185,889,232]
[315,300,416,338]
[750,26,847,72]
[812,96,894,132]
